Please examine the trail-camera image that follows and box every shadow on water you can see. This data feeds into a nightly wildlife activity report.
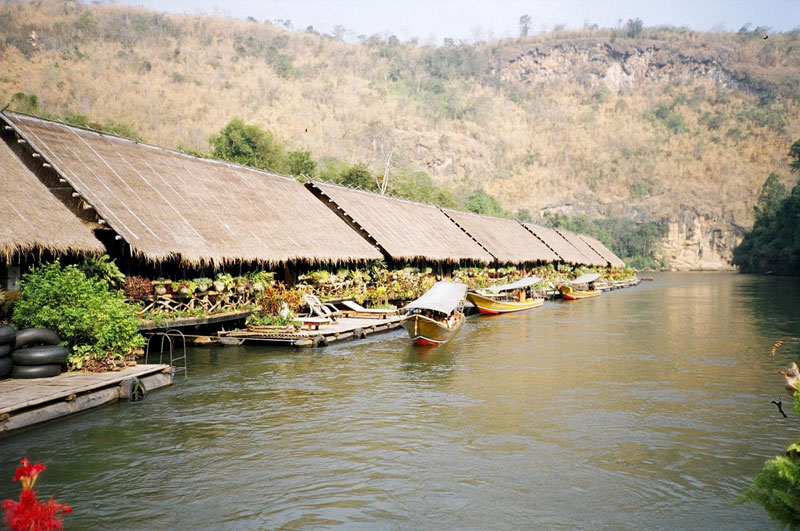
[1,273,799,529]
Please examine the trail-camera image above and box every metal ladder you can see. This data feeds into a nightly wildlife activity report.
[145,329,188,381]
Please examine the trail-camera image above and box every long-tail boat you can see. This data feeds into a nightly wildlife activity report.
[402,281,467,346]
[466,276,545,315]
[559,273,602,300]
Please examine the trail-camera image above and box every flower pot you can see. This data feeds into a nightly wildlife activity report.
[213,281,225,292]
[155,286,167,296]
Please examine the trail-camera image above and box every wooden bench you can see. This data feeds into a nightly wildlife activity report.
[296,316,332,331]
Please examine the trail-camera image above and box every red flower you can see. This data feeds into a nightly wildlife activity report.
[2,459,71,531]
[12,458,47,490]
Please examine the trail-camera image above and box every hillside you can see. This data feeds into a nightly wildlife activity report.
[2,1,799,269]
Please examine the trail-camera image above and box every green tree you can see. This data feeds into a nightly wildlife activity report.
[339,163,377,191]
[790,139,800,174]
[625,18,644,38]
[519,14,532,37]
[209,118,286,172]
[467,189,507,217]
[286,150,316,177]
[515,208,533,222]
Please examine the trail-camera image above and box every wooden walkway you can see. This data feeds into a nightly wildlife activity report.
[1,364,171,435]
[219,315,406,347]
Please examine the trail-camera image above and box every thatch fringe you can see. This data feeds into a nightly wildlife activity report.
[5,112,382,267]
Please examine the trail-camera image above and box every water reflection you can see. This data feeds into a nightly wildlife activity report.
[1,273,798,528]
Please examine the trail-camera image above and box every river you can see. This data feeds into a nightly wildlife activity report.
[2,272,800,529]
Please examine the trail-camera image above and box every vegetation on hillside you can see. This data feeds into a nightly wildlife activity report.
[732,141,800,275]
[2,1,800,267]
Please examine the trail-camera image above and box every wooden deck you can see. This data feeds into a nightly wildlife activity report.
[138,310,252,331]
[219,315,406,347]
[1,364,171,435]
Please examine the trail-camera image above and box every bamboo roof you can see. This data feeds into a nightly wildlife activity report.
[442,209,558,265]
[579,234,626,268]
[521,223,587,265]
[0,134,103,259]
[5,113,381,266]
[554,229,608,267]
[308,182,493,263]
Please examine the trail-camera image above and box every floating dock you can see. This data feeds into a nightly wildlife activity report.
[0,364,172,436]
[218,315,406,347]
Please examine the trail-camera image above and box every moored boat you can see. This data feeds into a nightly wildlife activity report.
[559,273,602,300]
[467,276,545,315]
[402,281,467,346]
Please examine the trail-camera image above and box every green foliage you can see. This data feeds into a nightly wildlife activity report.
[467,189,507,217]
[209,118,287,172]
[791,140,800,174]
[624,18,644,39]
[9,93,39,114]
[286,150,316,177]
[78,254,125,289]
[338,162,377,191]
[543,213,668,269]
[11,261,145,369]
[732,177,800,275]
[515,208,533,223]
[739,450,800,527]
[387,170,458,208]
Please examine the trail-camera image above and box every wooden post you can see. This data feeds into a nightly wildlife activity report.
[283,261,296,286]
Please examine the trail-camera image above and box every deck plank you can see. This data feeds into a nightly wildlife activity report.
[0,364,170,415]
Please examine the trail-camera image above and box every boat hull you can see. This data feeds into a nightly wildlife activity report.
[466,292,544,315]
[560,289,601,300]
[402,314,464,346]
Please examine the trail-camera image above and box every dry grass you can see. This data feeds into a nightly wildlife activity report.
[1,0,798,241]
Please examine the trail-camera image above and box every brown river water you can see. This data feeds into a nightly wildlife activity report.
[2,272,800,529]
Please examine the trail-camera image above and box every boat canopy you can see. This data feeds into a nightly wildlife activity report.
[571,273,601,285]
[486,276,543,292]
[406,281,467,315]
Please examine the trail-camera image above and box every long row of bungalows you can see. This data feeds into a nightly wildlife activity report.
[0,111,626,289]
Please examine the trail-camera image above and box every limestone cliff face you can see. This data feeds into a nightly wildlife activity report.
[656,212,740,271]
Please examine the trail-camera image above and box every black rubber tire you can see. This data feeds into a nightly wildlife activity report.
[353,328,366,340]
[14,328,61,350]
[0,357,11,378]
[0,325,15,346]
[0,344,10,358]
[312,334,328,348]
[11,364,61,379]
[11,345,68,366]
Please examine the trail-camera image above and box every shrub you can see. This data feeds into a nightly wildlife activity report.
[123,276,153,299]
[12,261,145,370]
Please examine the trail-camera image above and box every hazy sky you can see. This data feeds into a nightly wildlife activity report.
[110,0,799,42]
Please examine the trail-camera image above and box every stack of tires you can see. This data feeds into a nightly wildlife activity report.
[8,328,67,379]
[0,325,13,379]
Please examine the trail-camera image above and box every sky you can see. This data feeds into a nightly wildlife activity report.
[109,0,799,43]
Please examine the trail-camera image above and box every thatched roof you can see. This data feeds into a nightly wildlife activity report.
[521,223,587,265]
[579,235,626,268]
[307,182,493,263]
[5,113,381,266]
[442,209,558,264]
[0,132,103,259]
[554,229,608,267]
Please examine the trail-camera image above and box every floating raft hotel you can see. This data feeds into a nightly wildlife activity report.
[1,110,629,276]
[1,112,382,268]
